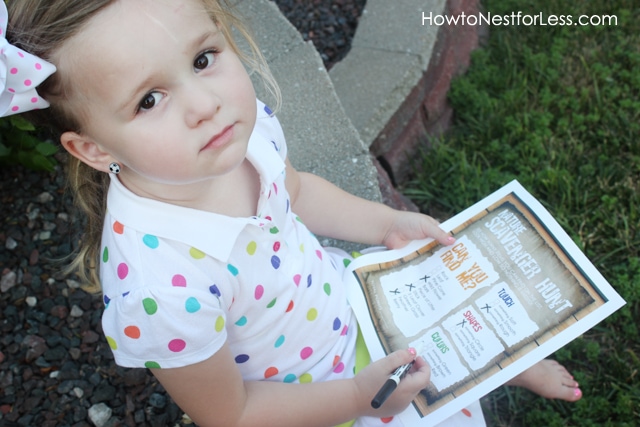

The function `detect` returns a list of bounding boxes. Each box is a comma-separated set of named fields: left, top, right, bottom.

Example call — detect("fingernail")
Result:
left=447, top=236, right=456, bottom=244
left=408, top=347, right=417, bottom=356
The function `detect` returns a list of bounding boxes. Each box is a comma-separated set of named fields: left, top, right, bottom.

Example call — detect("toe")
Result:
left=557, top=385, right=582, bottom=402
left=569, top=387, right=582, bottom=401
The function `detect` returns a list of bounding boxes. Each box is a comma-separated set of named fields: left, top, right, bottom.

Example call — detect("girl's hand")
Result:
left=382, top=211, right=455, bottom=249
left=353, top=348, right=431, bottom=418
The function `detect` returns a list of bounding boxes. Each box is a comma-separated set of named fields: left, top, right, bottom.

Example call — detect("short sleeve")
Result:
left=99, top=212, right=234, bottom=370
left=102, top=286, right=227, bottom=369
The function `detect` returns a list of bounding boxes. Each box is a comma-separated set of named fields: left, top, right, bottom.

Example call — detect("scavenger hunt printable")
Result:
left=345, top=180, right=625, bottom=426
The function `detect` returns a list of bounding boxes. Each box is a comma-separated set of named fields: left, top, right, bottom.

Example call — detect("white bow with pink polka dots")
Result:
left=0, top=2, right=56, bottom=117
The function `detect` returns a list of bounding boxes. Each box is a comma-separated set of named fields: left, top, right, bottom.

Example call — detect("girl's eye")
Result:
left=139, top=91, right=163, bottom=112
left=194, top=51, right=215, bottom=72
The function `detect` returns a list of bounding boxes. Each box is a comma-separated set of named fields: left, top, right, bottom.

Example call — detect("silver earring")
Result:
left=108, top=162, right=121, bottom=174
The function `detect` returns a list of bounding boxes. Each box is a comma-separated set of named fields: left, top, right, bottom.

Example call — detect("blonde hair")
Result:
left=6, top=0, right=281, bottom=291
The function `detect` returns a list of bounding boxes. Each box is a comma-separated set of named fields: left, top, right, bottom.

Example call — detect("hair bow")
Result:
left=0, top=1, right=56, bottom=117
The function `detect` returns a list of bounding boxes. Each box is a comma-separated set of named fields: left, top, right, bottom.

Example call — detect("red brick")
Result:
left=374, top=157, right=419, bottom=212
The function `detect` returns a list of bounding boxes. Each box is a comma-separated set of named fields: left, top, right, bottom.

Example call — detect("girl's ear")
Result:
left=60, top=131, right=115, bottom=174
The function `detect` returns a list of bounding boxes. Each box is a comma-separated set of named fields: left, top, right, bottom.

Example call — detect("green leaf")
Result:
left=29, top=153, right=56, bottom=172
left=9, top=115, right=36, bottom=132
left=35, top=141, right=58, bottom=156
left=0, top=142, right=10, bottom=157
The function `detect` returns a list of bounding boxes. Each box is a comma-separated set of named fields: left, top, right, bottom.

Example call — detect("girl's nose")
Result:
left=183, top=80, right=221, bottom=128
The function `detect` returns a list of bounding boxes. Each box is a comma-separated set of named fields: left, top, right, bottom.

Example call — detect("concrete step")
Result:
left=237, top=0, right=382, bottom=208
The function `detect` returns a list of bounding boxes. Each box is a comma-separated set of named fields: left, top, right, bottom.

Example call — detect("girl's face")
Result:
left=59, top=0, right=257, bottom=201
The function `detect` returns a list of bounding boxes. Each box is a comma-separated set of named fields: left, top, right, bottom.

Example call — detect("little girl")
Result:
left=4, top=0, right=582, bottom=426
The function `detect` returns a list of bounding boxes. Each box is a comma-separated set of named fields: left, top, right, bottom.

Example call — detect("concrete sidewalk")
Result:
left=237, top=0, right=382, bottom=204
left=235, top=0, right=448, bottom=244
left=330, top=0, right=445, bottom=148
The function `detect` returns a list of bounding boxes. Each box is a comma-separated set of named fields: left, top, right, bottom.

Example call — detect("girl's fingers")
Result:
left=405, top=356, right=431, bottom=388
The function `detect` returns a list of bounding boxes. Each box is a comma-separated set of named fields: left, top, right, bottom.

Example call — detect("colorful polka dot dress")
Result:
left=100, top=100, right=358, bottom=384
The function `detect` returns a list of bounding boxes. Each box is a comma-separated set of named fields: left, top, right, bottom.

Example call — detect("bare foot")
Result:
left=506, top=359, right=582, bottom=402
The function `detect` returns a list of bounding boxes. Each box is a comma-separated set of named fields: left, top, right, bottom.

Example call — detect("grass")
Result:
left=404, top=0, right=639, bottom=424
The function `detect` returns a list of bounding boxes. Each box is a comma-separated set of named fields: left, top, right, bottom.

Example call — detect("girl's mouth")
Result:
left=202, top=124, right=234, bottom=151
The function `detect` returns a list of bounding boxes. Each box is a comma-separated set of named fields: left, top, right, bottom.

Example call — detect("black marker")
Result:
left=371, top=361, right=415, bottom=409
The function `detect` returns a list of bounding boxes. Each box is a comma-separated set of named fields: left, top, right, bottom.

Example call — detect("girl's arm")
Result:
left=150, top=343, right=429, bottom=427
left=285, top=159, right=454, bottom=248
